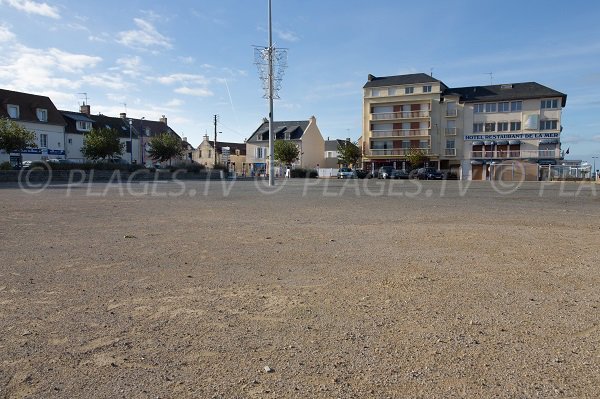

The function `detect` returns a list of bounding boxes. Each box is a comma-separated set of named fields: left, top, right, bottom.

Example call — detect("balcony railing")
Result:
left=368, top=148, right=430, bottom=157
left=444, top=148, right=456, bottom=156
left=371, top=110, right=430, bottom=121
left=446, top=109, right=458, bottom=117
left=371, top=129, right=429, bottom=138
left=470, top=149, right=561, bottom=159
left=444, top=127, right=457, bottom=136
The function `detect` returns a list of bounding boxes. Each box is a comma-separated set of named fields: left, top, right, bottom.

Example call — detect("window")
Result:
left=405, top=87, right=414, bottom=94
left=36, top=108, right=47, bottom=122
left=7, top=104, right=19, bottom=119
left=510, top=121, right=521, bottom=131
left=68, top=138, right=73, bottom=144
left=446, top=139, right=455, bottom=149
left=541, top=99, right=559, bottom=109
left=76, top=121, right=92, bottom=131
left=498, top=102, right=510, bottom=112
left=126, top=141, right=132, bottom=153
left=255, top=147, right=264, bottom=159
left=208, top=150, right=212, bottom=158
left=419, top=140, right=428, bottom=148
left=473, top=123, right=484, bottom=133
left=371, top=89, right=381, bottom=97
left=497, top=122, right=509, bottom=132
left=235, top=149, right=240, bottom=156
left=485, top=103, right=497, bottom=113
left=540, top=120, right=558, bottom=130
left=474, top=104, right=485, bottom=113
left=484, top=122, right=496, bottom=132
left=40, top=134, right=48, bottom=148
left=402, top=141, right=410, bottom=149
left=510, top=101, right=522, bottom=112
left=388, top=88, right=397, bottom=96
left=422, top=85, right=432, bottom=93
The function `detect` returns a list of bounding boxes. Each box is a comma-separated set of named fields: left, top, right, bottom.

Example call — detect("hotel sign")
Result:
left=465, top=133, right=559, bottom=141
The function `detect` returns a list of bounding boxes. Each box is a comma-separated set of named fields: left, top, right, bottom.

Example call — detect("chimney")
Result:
left=160, top=115, right=167, bottom=125
left=182, top=136, right=187, bottom=142
left=120, top=112, right=126, bottom=119
left=80, top=104, right=91, bottom=115
left=309, top=115, right=316, bottom=124
left=203, top=134, right=209, bottom=141
left=368, top=74, right=375, bottom=82
left=346, top=137, right=351, bottom=142
left=262, top=117, right=268, bottom=123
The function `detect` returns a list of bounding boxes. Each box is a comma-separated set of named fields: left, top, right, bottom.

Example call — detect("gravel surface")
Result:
left=0, top=179, right=599, bottom=398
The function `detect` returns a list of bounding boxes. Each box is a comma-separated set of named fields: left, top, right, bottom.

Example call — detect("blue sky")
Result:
left=0, top=0, right=599, bottom=165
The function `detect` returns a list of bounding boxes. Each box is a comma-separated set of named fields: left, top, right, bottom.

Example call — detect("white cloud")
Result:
left=1, top=0, right=60, bottom=19
left=165, top=98, right=183, bottom=107
left=174, top=86, right=213, bottom=97
left=156, top=73, right=209, bottom=85
left=81, top=73, right=128, bottom=91
left=0, top=44, right=101, bottom=92
left=177, top=56, right=195, bottom=65
left=0, top=24, right=15, bottom=42
left=115, top=55, right=145, bottom=77
left=275, top=28, right=299, bottom=42
left=117, top=18, right=172, bottom=50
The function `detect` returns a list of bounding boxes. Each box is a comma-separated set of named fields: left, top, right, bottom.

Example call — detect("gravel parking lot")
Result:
left=1, top=179, right=599, bottom=398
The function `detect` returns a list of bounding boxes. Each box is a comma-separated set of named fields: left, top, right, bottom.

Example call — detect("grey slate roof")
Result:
left=88, top=114, right=139, bottom=139
left=0, top=88, right=65, bottom=126
left=208, top=141, right=246, bottom=155
left=444, top=82, right=567, bottom=106
left=364, top=73, right=442, bottom=88
left=247, top=120, right=310, bottom=142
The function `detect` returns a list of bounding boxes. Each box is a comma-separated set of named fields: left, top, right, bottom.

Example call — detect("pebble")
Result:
left=263, top=366, right=274, bottom=373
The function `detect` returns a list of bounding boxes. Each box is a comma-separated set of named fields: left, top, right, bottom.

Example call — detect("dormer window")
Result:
left=36, top=108, right=48, bottom=122
left=7, top=104, right=19, bottom=119
left=76, top=121, right=92, bottom=131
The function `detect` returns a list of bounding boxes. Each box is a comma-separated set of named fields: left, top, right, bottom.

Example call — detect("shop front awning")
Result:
left=540, top=139, right=559, bottom=144
left=472, top=141, right=484, bottom=146
left=496, top=140, right=509, bottom=145
left=509, top=140, right=521, bottom=145
left=484, top=140, right=495, bottom=146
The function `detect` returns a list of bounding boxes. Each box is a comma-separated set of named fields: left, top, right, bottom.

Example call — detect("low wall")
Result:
left=0, top=169, right=224, bottom=183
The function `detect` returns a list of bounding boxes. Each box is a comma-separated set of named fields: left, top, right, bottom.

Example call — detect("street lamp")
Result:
left=140, top=117, right=145, bottom=166
left=128, top=118, right=133, bottom=164
left=593, top=156, right=598, bottom=179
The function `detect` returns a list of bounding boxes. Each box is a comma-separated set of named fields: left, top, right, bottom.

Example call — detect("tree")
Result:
left=274, top=140, right=300, bottom=165
left=148, top=133, right=184, bottom=165
left=0, top=117, right=37, bottom=162
left=405, top=148, right=427, bottom=169
left=337, top=140, right=361, bottom=167
left=81, top=127, right=124, bottom=161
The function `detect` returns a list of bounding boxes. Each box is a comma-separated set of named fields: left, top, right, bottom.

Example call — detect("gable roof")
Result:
left=208, top=141, right=246, bottom=155
left=247, top=120, right=310, bottom=142
left=444, top=82, right=567, bottom=106
left=88, top=114, right=139, bottom=139
left=364, top=73, right=442, bottom=88
left=60, top=110, right=94, bottom=134
left=0, top=88, right=65, bottom=126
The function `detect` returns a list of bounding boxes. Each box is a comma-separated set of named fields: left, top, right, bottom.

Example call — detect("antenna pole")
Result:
left=267, top=0, right=275, bottom=186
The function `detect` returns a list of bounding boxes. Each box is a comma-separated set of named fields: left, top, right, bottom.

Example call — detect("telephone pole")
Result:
left=213, top=114, right=218, bottom=167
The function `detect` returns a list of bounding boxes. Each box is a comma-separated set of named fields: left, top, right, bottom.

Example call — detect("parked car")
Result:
left=377, top=166, right=394, bottom=179
left=21, top=160, right=33, bottom=169
left=337, top=167, right=356, bottom=179
left=415, top=167, right=444, bottom=180
left=354, top=169, right=369, bottom=179
left=391, top=169, right=409, bottom=179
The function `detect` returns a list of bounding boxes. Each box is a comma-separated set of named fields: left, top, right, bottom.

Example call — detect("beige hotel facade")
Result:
left=362, top=73, right=566, bottom=180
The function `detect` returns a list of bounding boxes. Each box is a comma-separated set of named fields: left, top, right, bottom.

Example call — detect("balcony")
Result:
left=444, top=148, right=456, bottom=156
left=371, top=129, right=430, bottom=138
left=371, top=110, right=430, bottom=121
left=444, top=127, right=457, bottom=136
left=446, top=109, right=458, bottom=117
left=368, top=148, right=430, bottom=157
left=470, top=149, right=561, bottom=159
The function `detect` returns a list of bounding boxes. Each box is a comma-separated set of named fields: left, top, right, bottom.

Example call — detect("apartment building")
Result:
left=362, top=73, right=566, bottom=180
left=0, top=89, right=66, bottom=166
